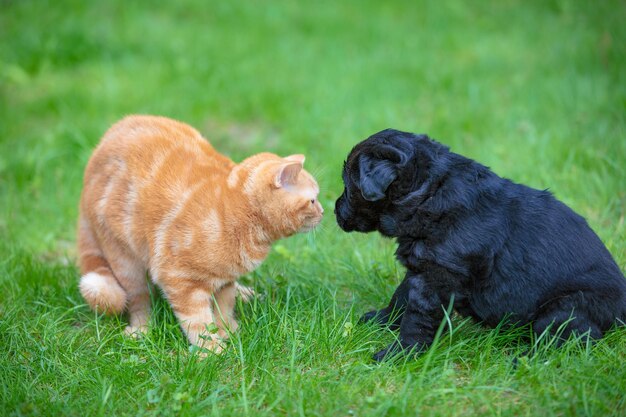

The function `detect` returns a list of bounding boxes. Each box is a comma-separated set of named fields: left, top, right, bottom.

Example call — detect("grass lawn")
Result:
left=1, top=0, right=625, bottom=416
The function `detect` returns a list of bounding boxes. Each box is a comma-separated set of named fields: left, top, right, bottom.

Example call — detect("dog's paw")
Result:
left=373, top=348, right=391, bottom=362
left=373, top=346, right=401, bottom=362
left=511, top=349, right=532, bottom=369
left=372, top=342, right=404, bottom=362
left=373, top=342, right=426, bottom=362
left=235, top=283, right=256, bottom=303
left=359, top=309, right=388, bottom=325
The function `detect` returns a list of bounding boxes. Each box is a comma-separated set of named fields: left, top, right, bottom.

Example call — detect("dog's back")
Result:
left=336, top=129, right=625, bottom=361
left=473, top=177, right=626, bottom=332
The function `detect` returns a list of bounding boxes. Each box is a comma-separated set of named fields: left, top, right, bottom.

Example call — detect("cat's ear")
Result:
left=284, top=154, right=305, bottom=164
left=274, top=162, right=303, bottom=188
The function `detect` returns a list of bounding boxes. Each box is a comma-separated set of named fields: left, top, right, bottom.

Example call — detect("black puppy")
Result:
left=335, top=129, right=626, bottom=361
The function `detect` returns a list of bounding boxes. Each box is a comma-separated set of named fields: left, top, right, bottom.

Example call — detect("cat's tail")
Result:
left=77, top=216, right=127, bottom=315
left=79, top=269, right=127, bottom=315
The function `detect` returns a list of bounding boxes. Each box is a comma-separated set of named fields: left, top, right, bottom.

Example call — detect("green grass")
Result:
left=1, top=0, right=625, bottom=415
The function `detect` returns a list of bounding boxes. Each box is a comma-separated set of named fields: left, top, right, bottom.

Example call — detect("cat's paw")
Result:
left=194, top=339, right=225, bottom=358
left=205, top=339, right=224, bottom=355
left=235, top=283, right=256, bottom=302
left=124, top=325, right=148, bottom=338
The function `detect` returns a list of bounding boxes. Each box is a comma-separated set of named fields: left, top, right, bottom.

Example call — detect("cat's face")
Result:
left=237, top=153, right=323, bottom=237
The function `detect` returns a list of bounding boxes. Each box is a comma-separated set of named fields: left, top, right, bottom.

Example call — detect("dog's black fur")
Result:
left=335, top=129, right=626, bottom=361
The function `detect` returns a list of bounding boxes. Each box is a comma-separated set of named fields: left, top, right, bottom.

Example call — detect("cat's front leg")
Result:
left=159, top=278, right=224, bottom=353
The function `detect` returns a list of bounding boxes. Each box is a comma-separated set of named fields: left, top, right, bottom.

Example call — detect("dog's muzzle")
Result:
left=334, top=194, right=355, bottom=232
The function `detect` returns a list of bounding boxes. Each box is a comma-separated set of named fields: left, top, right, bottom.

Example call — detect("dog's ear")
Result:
left=358, top=145, right=404, bottom=201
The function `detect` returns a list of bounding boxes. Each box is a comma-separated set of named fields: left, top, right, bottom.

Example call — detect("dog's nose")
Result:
left=333, top=198, right=341, bottom=215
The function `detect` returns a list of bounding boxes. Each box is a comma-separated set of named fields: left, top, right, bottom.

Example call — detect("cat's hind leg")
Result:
left=214, top=282, right=238, bottom=336
left=235, top=282, right=255, bottom=302
left=105, top=252, right=151, bottom=337
left=78, top=216, right=127, bottom=314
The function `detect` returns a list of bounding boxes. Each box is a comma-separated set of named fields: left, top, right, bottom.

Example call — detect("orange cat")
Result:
left=78, top=115, right=323, bottom=352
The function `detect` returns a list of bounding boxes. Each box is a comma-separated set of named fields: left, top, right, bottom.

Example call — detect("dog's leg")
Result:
left=360, top=273, right=411, bottom=329
left=532, top=294, right=603, bottom=345
left=373, top=274, right=443, bottom=361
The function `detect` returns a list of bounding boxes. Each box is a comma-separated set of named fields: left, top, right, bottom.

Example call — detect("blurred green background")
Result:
left=1, top=1, right=625, bottom=416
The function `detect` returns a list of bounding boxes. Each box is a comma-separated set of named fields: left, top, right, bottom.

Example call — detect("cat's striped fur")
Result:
left=78, top=115, right=323, bottom=352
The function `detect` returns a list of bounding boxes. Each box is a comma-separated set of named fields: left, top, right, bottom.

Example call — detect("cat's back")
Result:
left=84, top=115, right=235, bottom=192
left=81, top=116, right=235, bottom=259
left=87, top=115, right=230, bottom=175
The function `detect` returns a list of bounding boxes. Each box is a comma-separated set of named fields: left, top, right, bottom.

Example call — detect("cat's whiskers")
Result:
left=78, top=115, right=322, bottom=355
